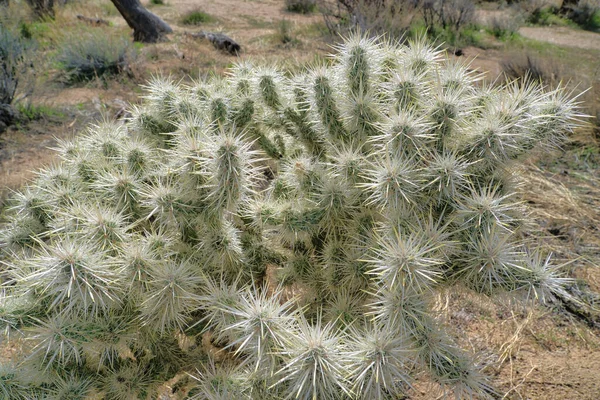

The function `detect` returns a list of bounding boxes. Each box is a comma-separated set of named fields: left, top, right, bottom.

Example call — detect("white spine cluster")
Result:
left=0, top=35, right=581, bottom=399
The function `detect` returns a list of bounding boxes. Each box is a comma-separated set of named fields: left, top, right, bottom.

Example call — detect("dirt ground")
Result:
left=1, top=1, right=600, bottom=398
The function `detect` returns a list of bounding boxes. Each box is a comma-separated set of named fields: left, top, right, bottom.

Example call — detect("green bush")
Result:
left=285, top=0, right=317, bottom=14
left=180, top=9, right=215, bottom=25
left=15, top=103, right=65, bottom=122
left=56, top=33, right=136, bottom=83
left=487, top=13, right=523, bottom=40
left=568, top=0, right=600, bottom=31
left=0, top=35, right=581, bottom=399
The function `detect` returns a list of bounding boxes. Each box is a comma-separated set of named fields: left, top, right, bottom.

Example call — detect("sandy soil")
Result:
left=519, top=26, right=600, bottom=51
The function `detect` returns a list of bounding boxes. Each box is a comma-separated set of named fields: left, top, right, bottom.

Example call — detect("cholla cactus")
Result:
left=0, top=35, right=581, bottom=399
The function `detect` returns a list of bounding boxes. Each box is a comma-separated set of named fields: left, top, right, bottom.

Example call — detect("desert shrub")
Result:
left=0, top=24, right=31, bottom=132
left=56, top=32, right=136, bottom=83
left=567, top=0, right=600, bottom=31
left=24, top=0, right=54, bottom=19
left=486, top=12, right=524, bottom=40
left=275, top=19, right=300, bottom=46
left=319, top=0, right=420, bottom=37
left=180, top=9, right=215, bottom=25
left=0, top=35, right=581, bottom=399
left=501, top=53, right=562, bottom=87
left=420, top=0, right=476, bottom=31
left=286, top=0, right=317, bottom=13
left=0, top=25, right=27, bottom=105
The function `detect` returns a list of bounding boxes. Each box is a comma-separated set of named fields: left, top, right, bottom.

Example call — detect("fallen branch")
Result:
left=185, top=31, right=241, bottom=55
left=76, top=14, right=110, bottom=26
left=557, top=284, right=600, bottom=329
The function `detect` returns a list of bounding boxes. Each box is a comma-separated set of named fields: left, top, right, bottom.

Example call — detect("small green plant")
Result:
left=0, top=35, right=582, bottom=399
left=285, top=0, right=317, bottom=14
left=275, top=19, right=299, bottom=46
left=150, top=0, right=165, bottom=5
left=527, top=5, right=572, bottom=26
left=180, top=9, right=215, bottom=25
left=56, top=32, right=136, bottom=84
left=15, top=103, right=64, bottom=122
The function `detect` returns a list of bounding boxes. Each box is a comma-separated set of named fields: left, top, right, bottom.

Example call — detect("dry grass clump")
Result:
left=56, top=31, right=136, bottom=84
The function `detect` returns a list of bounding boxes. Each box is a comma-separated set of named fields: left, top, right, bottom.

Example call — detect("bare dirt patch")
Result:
left=519, top=26, right=600, bottom=51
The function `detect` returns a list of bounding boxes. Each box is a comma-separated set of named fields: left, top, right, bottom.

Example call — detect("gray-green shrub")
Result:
left=56, top=32, right=135, bottom=83
left=0, top=23, right=31, bottom=132
left=0, top=35, right=581, bottom=399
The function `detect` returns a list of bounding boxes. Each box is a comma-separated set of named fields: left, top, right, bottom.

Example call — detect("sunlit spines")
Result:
left=201, top=128, right=261, bottom=213
left=528, top=85, right=584, bottom=149
left=0, top=362, right=39, bottom=400
left=138, top=175, right=191, bottom=231
left=309, top=67, right=349, bottom=144
left=34, top=163, right=85, bottom=213
left=454, top=226, right=523, bottom=295
left=98, top=360, right=155, bottom=400
left=314, top=173, right=358, bottom=235
left=412, top=322, right=494, bottom=399
left=16, top=239, right=123, bottom=318
left=139, top=258, right=202, bottom=335
left=91, top=167, right=141, bottom=217
left=401, top=37, right=443, bottom=76
left=275, top=316, right=350, bottom=400
left=142, top=75, right=182, bottom=124
left=346, top=321, right=414, bottom=400
left=253, top=65, right=290, bottom=112
left=189, top=361, right=250, bottom=400
left=373, top=108, right=435, bottom=158
left=437, top=57, right=483, bottom=96
left=334, top=34, right=382, bottom=97
left=426, top=85, right=473, bottom=151
left=119, top=238, right=157, bottom=300
left=339, top=89, right=383, bottom=145
left=26, top=314, right=91, bottom=372
left=196, top=217, right=245, bottom=278
left=424, top=151, right=473, bottom=203
left=362, top=153, right=423, bottom=212
left=197, top=276, right=244, bottom=344
left=369, top=227, right=444, bottom=294
left=453, top=184, right=523, bottom=235
left=45, top=371, right=94, bottom=400
left=221, top=286, right=296, bottom=373
left=513, top=249, right=573, bottom=303
left=67, top=203, right=130, bottom=253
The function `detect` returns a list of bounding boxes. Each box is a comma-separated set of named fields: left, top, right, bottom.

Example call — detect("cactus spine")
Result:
left=0, top=35, right=580, bottom=399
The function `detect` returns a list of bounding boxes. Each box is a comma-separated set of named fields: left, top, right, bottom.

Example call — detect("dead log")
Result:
left=110, top=0, right=172, bottom=43
left=185, top=31, right=241, bottom=55
left=76, top=14, right=110, bottom=26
